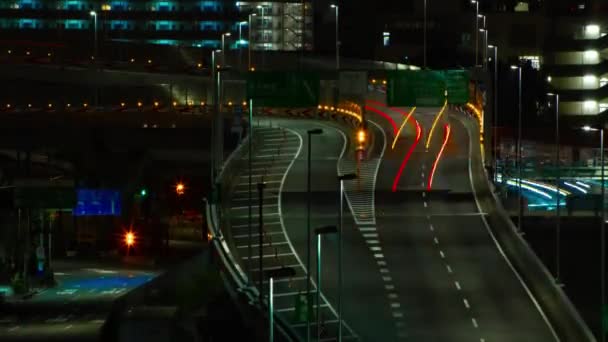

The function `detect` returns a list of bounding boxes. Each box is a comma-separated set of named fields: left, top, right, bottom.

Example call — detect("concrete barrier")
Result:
left=457, top=113, right=596, bottom=342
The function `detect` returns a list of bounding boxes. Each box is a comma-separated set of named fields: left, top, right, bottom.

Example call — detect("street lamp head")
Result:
left=307, top=128, right=323, bottom=135
left=256, top=5, right=263, bottom=8
left=330, top=4, right=337, bottom=8
left=239, top=21, right=248, bottom=25
left=479, top=28, right=486, bottom=32
left=471, top=0, right=477, bottom=3
left=224, top=32, right=231, bottom=37
left=582, top=125, right=596, bottom=132
left=510, top=65, right=519, bottom=70
left=547, top=92, right=556, bottom=96
left=488, top=44, right=495, bottom=48
left=477, top=14, right=484, bottom=18
left=89, top=10, right=96, bottom=16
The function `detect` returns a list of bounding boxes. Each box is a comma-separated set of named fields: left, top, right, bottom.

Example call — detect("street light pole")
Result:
left=602, top=127, right=606, bottom=342
left=257, top=5, right=266, bottom=69
left=314, top=226, right=337, bottom=342
left=265, top=267, right=296, bottom=342
left=489, top=45, right=498, bottom=183
left=89, top=11, right=97, bottom=59
left=471, top=0, right=479, bottom=66
left=248, top=13, right=256, bottom=71
left=511, top=65, right=523, bottom=231
left=331, top=4, right=339, bottom=70
left=548, top=93, right=561, bottom=282
left=337, top=173, right=356, bottom=342
left=306, top=129, right=323, bottom=342
left=239, top=22, right=246, bottom=71
left=248, top=98, right=254, bottom=280
left=479, top=28, right=488, bottom=71
left=221, top=32, right=231, bottom=67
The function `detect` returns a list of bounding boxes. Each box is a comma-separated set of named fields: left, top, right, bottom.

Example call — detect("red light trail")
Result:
left=365, top=105, right=399, bottom=135
left=391, top=120, right=422, bottom=192
left=427, top=124, right=451, bottom=191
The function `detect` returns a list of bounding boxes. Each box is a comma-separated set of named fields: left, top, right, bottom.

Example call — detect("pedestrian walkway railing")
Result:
left=206, top=125, right=300, bottom=341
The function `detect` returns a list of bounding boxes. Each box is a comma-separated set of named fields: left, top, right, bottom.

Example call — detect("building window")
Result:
left=19, top=18, right=39, bottom=29
left=519, top=55, right=540, bottom=70
left=64, top=19, right=85, bottom=30
left=383, top=31, right=390, bottom=47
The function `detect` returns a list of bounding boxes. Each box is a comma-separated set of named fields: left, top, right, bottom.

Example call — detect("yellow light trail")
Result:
left=391, top=107, right=417, bottom=150
left=425, top=99, right=448, bottom=149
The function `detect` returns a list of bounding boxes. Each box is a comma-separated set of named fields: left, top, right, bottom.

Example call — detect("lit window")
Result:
left=383, top=31, right=390, bottom=47
left=514, top=1, right=529, bottom=12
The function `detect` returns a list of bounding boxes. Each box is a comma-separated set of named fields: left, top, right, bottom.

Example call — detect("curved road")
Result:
left=367, top=101, right=557, bottom=341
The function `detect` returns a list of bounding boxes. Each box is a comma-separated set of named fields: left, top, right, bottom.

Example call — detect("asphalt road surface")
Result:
left=366, top=100, right=558, bottom=341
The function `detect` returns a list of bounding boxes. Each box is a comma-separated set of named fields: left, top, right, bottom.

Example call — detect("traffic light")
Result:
left=140, top=188, right=147, bottom=197
left=176, top=182, right=185, bottom=195
left=124, top=231, right=135, bottom=247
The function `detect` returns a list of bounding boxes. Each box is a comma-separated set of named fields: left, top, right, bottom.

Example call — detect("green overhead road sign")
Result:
left=247, top=71, right=320, bottom=107
left=387, top=70, right=470, bottom=107
left=387, top=70, right=445, bottom=107
left=444, top=70, right=470, bottom=105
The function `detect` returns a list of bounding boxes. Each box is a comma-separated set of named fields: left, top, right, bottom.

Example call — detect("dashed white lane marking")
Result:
left=446, top=264, right=453, bottom=273
left=388, top=293, right=399, bottom=299
left=392, top=311, right=404, bottom=318
left=370, top=246, right=382, bottom=251
left=391, top=303, right=401, bottom=308
left=380, top=268, right=390, bottom=274
left=463, top=298, right=471, bottom=309
left=385, top=284, right=395, bottom=290
left=472, top=318, right=479, bottom=328
left=377, top=260, right=387, bottom=266
left=359, top=227, right=377, bottom=232
left=63, top=325, right=73, bottom=330
left=439, top=250, right=445, bottom=259
left=433, top=237, right=439, bottom=245
left=382, top=276, right=393, bottom=282
left=421, top=182, right=425, bottom=187
left=421, top=172, right=425, bottom=178
left=480, top=339, right=486, bottom=342
left=423, top=202, right=428, bottom=208
left=429, top=224, right=434, bottom=231
left=422, top=164, right=426, bottom=170
left=422, top=192, right=426, bottom=198
left=363, top=232, right=378, bottom=238
left=374, top=253, right=384, bottom=259
left=455, top=281, right=461, bottom=291
left=366, top=239, right=380, bottom=244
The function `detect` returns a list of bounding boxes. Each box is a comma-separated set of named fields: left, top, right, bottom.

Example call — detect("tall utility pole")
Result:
left=472, top=0, right=479, bottom=66
left=330, top=4, right=340, bottom=70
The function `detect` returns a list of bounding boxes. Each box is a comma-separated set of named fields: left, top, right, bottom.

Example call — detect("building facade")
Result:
left=544, top=1, right=608, bottom=116
left=0, top=0, right=311, bottom=66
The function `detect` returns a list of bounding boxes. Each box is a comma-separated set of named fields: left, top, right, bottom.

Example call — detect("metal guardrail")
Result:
left=459, top=114, right=596, bottom=342
left=205, top=128, right=299, bottom=342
